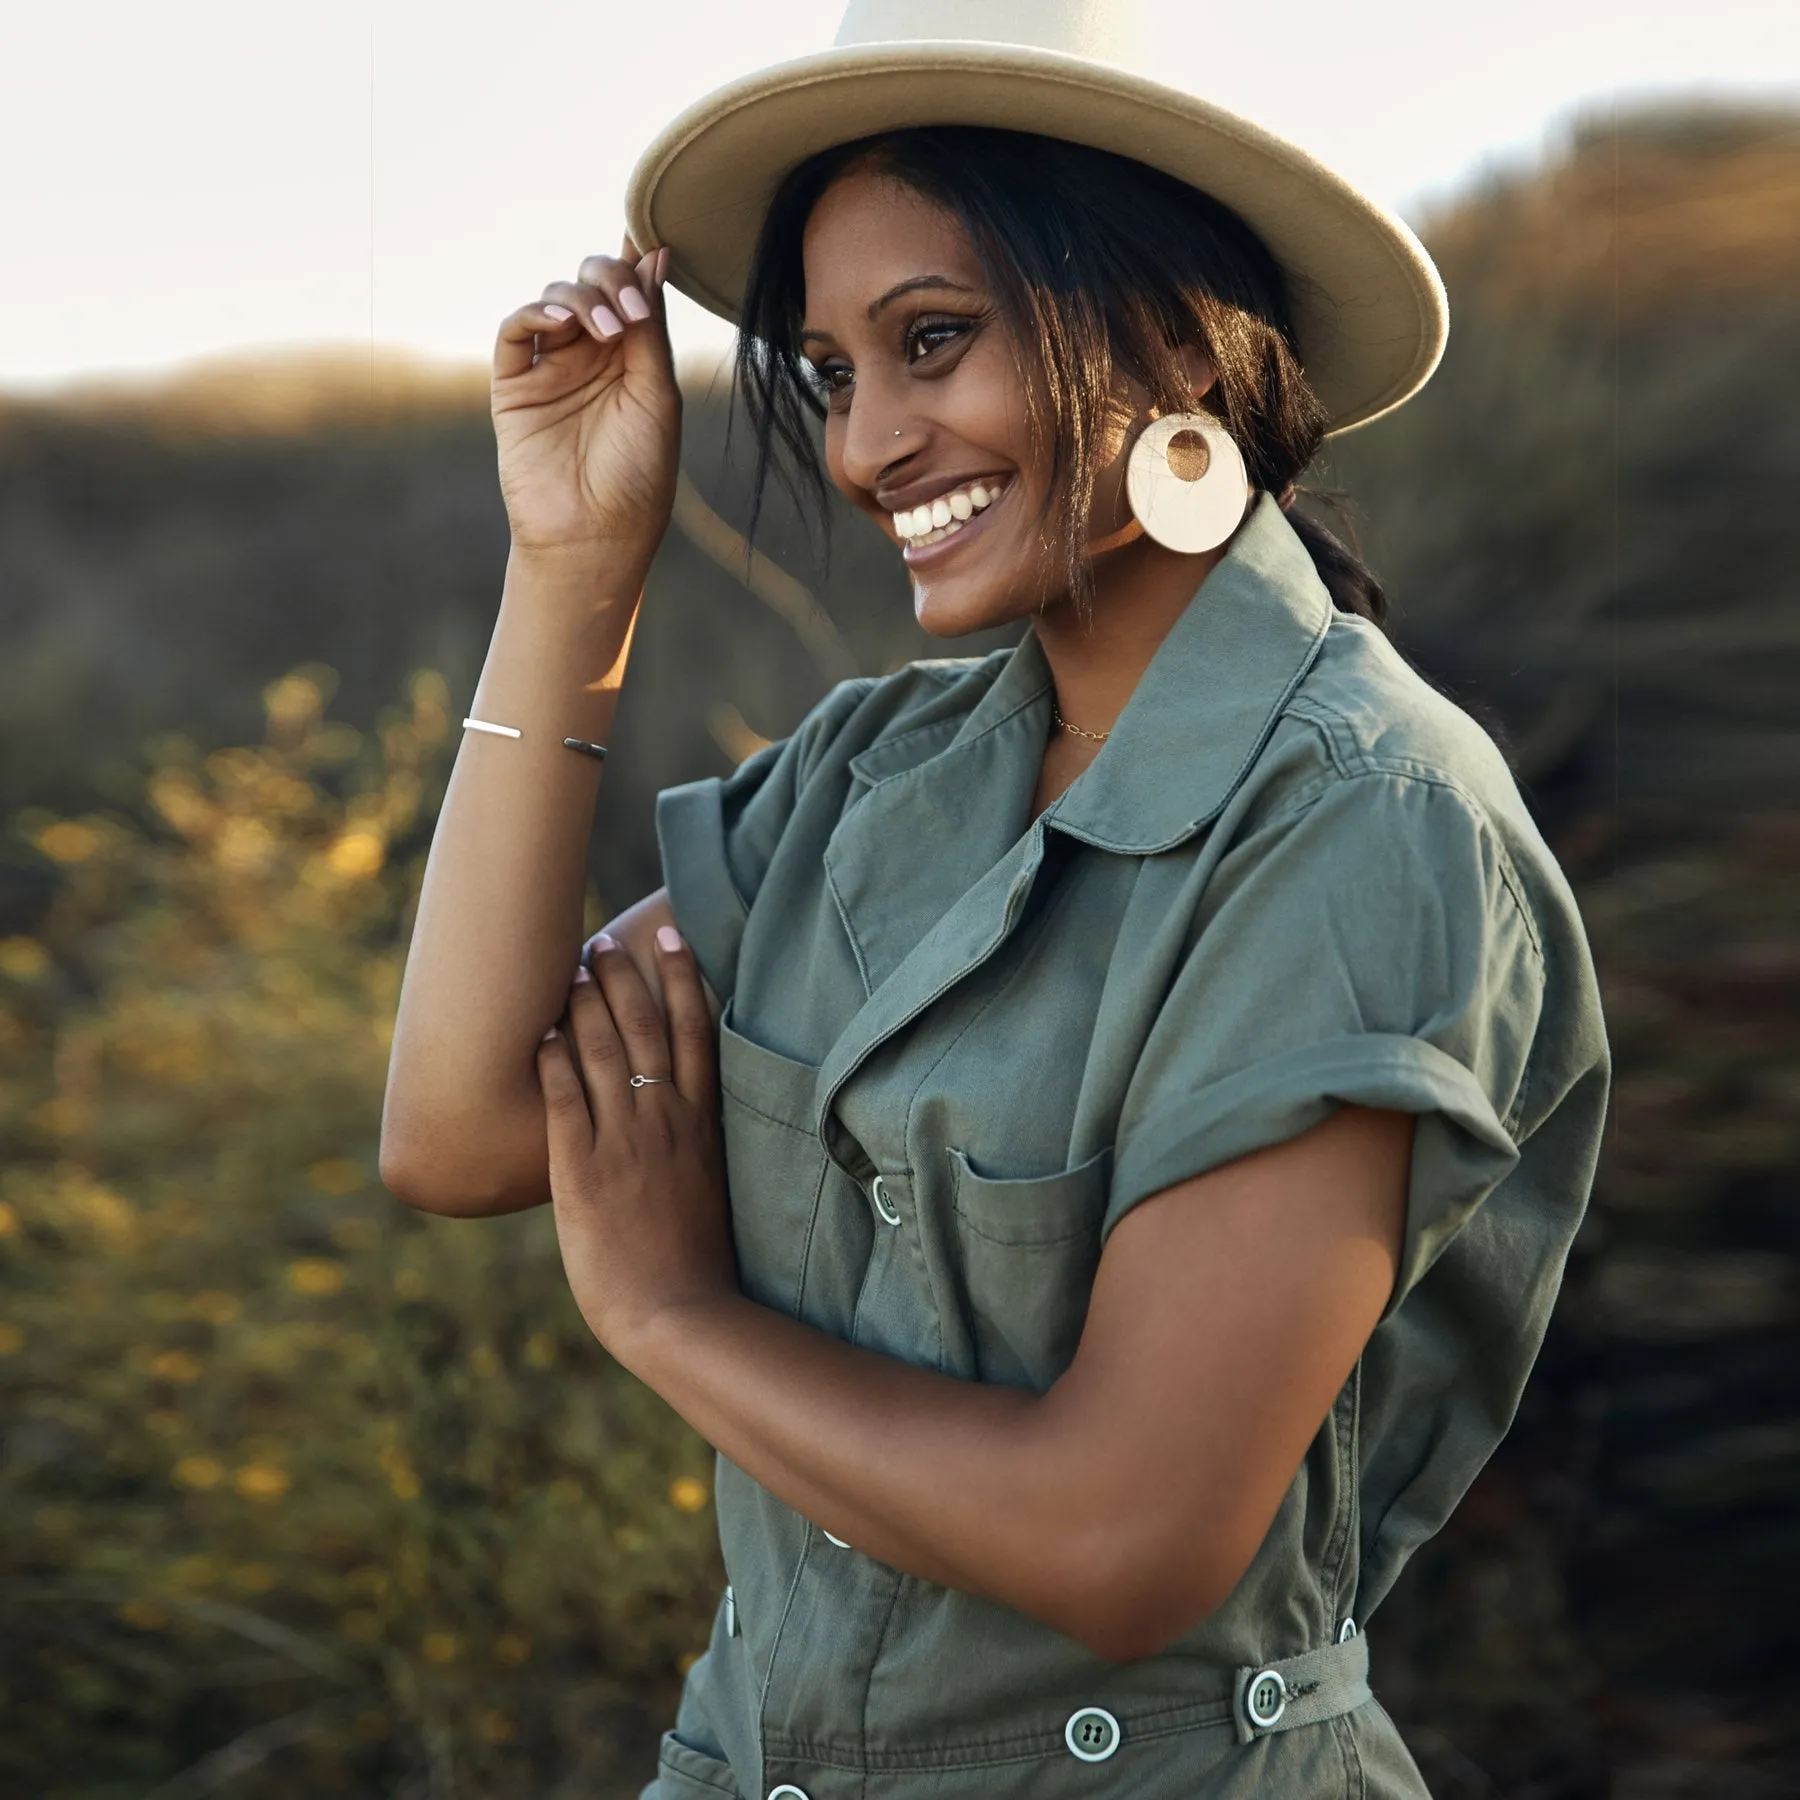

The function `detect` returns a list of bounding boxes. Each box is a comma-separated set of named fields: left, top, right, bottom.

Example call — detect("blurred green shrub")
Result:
left=0, top=670, right=720, bottom=1798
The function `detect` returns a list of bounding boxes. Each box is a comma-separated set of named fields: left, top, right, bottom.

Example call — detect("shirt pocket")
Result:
left=946, top=1144, right=1112, bottom=1392
left=651, top=1728, right=743, bottom=1798
left=717, top=1002, right=826, bottom=1319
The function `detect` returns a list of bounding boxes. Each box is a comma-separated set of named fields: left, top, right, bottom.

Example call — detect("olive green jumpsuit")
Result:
left=642, top=494, right=1610, bottom=1798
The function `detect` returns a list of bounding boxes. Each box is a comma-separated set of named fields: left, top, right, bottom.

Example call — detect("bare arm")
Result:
left=380, top=239, right=693, bottom=1217
left=545, top=937, right=1412, bottom=1661
left=630, top=1108, right=1410, bottom=1660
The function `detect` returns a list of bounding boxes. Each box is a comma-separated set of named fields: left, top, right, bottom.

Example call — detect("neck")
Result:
left=1034, top=531, right=1230, bottom=738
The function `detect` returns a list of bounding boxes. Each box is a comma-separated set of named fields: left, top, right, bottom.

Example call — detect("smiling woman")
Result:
left=379, top=4, right=1609, bottom=1797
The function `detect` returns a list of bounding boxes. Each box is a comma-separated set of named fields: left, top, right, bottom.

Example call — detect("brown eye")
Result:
left=906, top=319, right=971, bottom=362
left=805, top=359, right=854, bottom=399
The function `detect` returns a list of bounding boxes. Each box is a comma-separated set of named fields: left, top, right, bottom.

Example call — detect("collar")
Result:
left=810, top=495, right=1334, bottom=1124
left=1042, top=492, right=1335, bottom=853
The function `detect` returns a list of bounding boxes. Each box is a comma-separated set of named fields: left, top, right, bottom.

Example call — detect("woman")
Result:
left=381, top=5, right=1609, bottom=1794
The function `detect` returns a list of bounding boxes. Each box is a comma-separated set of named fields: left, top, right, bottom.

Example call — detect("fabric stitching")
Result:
left=854, top=1572, right=908, bottom=1800
left=657, top=1744, right=740, bottom=1797
left=718, top=1082, right=817, bottom=1135
left=764, top=1696, right=1237, bottom=1769
left=1251, top=745, right=1548, bottom=966
left=822, top=848, right=876, bottom=999
left=788, top=1155, right=832, bottom=1324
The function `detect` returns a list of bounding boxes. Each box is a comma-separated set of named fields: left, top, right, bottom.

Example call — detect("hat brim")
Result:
left=626, top=41, right=1447, bottom=434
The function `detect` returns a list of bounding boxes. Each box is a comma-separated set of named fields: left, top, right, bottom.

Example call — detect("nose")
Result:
left=837, top=378, right=923, bottom=499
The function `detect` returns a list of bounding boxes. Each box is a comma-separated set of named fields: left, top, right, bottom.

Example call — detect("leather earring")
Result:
left=1125, top=413, right=1249, bottom=553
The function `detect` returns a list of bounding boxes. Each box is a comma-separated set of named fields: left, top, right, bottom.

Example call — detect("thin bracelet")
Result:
left=462, top=717, right=608, bottom=761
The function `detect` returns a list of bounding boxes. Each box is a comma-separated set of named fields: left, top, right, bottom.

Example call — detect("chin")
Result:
left=909, top=565, right=1048, bottom=640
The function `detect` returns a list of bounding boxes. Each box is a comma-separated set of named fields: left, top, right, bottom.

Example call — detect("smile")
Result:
left=891, top=479, right=1010, bottom=548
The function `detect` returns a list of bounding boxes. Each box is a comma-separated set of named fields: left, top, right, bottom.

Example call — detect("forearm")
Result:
left=624, top=1294, right=1137, bottom=1647
left=382, top=544, right=644, bottom=1210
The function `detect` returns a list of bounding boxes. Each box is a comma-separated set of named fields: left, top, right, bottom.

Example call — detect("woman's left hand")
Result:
left=536, top=927, right=736, bottom=1362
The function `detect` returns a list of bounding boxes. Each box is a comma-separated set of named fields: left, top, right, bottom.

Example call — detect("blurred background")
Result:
left=2, top=2, right=1797, bottom=1795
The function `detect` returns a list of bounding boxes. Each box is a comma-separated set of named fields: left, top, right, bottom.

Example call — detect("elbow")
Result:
left=1051, top=1526, right=1239, bottom=1665
left=378, top=1107, right=542, bottom=1219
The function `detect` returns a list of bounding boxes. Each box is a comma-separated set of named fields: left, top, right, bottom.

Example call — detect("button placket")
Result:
left=869, top=1172, right=901, bottom=1226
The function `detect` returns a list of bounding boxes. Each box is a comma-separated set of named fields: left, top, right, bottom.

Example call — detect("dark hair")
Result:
left=736, top=125, right=1386, bottom=623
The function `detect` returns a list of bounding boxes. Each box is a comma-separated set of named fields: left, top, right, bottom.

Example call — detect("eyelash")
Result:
left=806, top=315, right=978, bottom=403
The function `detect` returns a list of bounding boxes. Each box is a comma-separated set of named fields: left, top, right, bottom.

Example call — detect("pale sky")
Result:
left=2, top=0, right=1795, bottom=390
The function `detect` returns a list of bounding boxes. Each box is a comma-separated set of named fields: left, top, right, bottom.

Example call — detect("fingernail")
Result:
left=542, top=303, right=572, bottom=322
left=572, top=965, right=592, bottom=984
left=656, top=925, right=682, bottom=954
left=592, top=306, right=623, bottom=338
left=618, top=286, right=650, bottom=323
left=592, top=931, right=617, bottom=951
left=540, top=1027, right=558, bottom=1043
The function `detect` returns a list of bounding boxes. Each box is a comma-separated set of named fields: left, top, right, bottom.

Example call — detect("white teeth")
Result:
left=892, top=480, right=1007, bottom=541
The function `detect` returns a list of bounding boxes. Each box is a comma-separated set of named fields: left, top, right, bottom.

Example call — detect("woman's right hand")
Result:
left=491, top=240, right=683, bottom=574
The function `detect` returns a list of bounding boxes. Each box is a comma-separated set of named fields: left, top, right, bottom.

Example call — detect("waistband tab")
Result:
left=1233, top=1627, right=1371, bottom=1745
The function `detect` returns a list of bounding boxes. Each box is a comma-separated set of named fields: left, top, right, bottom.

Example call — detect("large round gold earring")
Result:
left=1125, top=413, right=1249, bottom=553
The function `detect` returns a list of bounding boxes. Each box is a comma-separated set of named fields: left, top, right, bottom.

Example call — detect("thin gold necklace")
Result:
left=1051, top=699, right=1111, bottom=742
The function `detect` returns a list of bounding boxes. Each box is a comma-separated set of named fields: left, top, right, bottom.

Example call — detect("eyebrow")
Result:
left=799, top=274, right=977, bottom=344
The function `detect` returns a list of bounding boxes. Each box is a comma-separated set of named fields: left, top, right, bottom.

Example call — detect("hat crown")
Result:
left=833, top=0, right=1138, bottom=65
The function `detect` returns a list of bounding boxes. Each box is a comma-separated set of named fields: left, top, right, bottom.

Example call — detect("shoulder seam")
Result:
left=1258, top=742, right=1547, bottom=964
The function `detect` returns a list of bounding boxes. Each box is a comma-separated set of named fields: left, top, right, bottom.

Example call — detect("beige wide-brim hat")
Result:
left=626, top=0, right=1447, bottom=434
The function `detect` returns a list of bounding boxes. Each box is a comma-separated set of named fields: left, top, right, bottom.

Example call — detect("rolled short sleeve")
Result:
left=656, top=678, right=874, bottom=1005
left=1105, top=771, right=1546, bottom=1314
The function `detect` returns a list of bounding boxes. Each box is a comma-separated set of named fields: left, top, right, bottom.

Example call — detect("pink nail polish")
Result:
left=656, top=925, right=682, bottom=954
left=592, top=305, right=623, bottom=338
left=542, top=303, right=572, bottom=322
left=541, top=1027, right=558, bottom=1043
left=618, top=286, right=650, bottom=323
left=573, top=965, right=592, bottom=984
left=592, top=931, right=617, bottom=951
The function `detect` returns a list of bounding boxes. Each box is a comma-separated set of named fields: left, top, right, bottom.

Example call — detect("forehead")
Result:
left=800, top=168, right=982, bottom=326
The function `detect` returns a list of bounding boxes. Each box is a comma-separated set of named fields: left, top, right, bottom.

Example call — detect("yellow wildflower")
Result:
left=327, top=831, right=385, bottom=879
left=37, top=821, right=102, bottom=864
left=189, top=1290, right=241, bottom=1326
left=173, top=1456, right=225, bottom=1490
left=235, top=1463, right=291, bottom=1501
left=286, top=1258, right=345, bottom=1296
left=310, top=1159, right=364, bottom=1197
left=0, top=937, right=47, bottom=980
left=669, top=1476, right=710, bottom=1514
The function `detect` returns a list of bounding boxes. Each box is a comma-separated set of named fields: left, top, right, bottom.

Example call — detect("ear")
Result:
left=1177, top=345, right=1218, bottom=406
